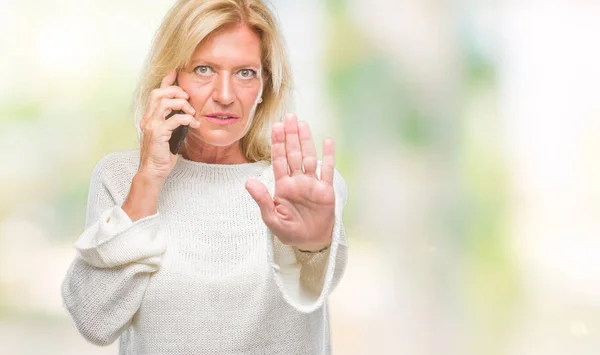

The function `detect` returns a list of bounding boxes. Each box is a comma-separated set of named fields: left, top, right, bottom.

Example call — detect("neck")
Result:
left=180, top=139, right=249, bottom=164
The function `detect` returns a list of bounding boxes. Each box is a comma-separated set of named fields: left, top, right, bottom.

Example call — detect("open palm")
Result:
left=245, top=114, right=336, bottom=252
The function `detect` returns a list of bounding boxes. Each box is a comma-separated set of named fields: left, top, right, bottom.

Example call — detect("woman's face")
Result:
left=178, top=23, right=263, bottom=147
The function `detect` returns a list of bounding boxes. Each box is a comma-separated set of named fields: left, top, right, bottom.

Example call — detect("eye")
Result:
left=237, top=69, right=257, bottom=80
left=194, top=66, right=214, bottom=76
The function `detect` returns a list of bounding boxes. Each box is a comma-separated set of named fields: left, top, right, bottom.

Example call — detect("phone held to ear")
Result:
left=165, top=79, right=189, bottom=155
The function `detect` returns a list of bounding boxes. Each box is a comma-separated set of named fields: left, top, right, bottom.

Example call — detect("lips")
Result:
left=203, top=112, right=239, bottom=126
left=205, top=112, right=239, bottom=120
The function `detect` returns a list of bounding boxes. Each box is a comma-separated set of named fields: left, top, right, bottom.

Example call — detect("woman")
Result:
left=61, top=0, right=348, bottom=354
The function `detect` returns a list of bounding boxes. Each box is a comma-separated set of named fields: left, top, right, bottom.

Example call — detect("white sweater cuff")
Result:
left=269, top=215, right=348, bottom=314
left=73, top=206, right=165, bottom=269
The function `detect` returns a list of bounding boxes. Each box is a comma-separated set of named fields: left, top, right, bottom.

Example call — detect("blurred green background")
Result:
left=2, top=0, right=600, bottom=354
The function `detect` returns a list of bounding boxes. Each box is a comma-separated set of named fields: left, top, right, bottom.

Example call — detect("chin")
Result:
left=197, top=128, right=245, bottom=147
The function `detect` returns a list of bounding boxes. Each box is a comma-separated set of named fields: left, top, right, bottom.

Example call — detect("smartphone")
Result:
left=165, top=79, right=189, bottom=155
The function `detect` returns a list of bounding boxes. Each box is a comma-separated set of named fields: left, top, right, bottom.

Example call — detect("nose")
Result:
left=212, top=73, right=235, bottom=106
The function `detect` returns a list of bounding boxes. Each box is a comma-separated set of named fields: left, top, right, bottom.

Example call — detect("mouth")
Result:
left=204, top=113, right=239, bottom=125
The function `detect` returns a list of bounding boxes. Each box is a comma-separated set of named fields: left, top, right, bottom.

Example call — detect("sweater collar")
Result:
left=170, top=154, right=271, bottom=182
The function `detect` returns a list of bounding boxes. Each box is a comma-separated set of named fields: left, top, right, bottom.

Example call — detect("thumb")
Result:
left=245, top=179, right=276, bottom=224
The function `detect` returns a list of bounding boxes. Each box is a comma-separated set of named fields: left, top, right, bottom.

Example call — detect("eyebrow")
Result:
left=189, top=58, right=261, bottom=70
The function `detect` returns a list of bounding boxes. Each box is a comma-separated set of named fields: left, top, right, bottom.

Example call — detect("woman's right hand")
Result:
left=138, top=71, right=199, bottom=183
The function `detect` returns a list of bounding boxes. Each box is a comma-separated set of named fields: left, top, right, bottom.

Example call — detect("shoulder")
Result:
left=89, top=150, right=140, bottom=193
left=92, top=149, right=140, bottom=177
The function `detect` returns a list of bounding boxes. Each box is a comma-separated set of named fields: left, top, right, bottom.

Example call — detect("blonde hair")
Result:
left=132, top=0, right=292, bottom=162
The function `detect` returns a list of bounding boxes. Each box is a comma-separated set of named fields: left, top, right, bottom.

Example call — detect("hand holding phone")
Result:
left=137, top=72, right=197, bottom=183
left=165, top=79, right=189, bottom=155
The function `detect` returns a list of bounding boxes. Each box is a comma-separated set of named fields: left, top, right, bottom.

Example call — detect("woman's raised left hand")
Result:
left=245, top=113, right=335, bottom=252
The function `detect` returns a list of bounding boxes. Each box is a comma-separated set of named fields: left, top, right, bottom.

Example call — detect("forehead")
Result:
left=192, top=23, right=262, bottom=67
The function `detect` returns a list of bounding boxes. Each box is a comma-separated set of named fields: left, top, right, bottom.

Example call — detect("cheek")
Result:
left=186, top=86, right=212, bottom=110
left=239, top=89, right=262, bottom=111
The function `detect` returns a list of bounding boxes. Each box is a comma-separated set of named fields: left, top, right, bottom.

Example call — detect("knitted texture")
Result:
left=61, top=150, right=349, bottom=355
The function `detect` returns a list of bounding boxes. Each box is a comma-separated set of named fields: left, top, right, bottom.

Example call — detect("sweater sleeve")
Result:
left=268, top=167, right=349, bottom=313
left=61, top=153, right=166, bottom=346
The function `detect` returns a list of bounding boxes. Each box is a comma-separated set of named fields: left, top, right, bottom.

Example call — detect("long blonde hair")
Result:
left=132, top=0, right=292, bottom=162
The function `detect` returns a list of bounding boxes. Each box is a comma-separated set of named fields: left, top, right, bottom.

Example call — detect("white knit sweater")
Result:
left=61, top=149, right=348, bottom=355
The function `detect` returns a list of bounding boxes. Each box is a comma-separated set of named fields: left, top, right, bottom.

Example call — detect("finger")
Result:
left=160, top=71, right=177, bottom=89
left=144, top=86, right=190, bottom=126
left=271, top=123, right=288, bottom=180
left=157, top=99, right=196, bottom=119
left=320, top=138, right=335, bottom=185
left=150, top=87, right=190, bottom=113
left=161, top=114, right=200, bottom=131
left=143, top=113, right=197, bottom=138
left=245, top=179, right=277, bottom=225
left=298, top=121, right=317, bottom=177
left=283, top=113, right=303, bottom=175
left=151, top=86, right=190, bottom=101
